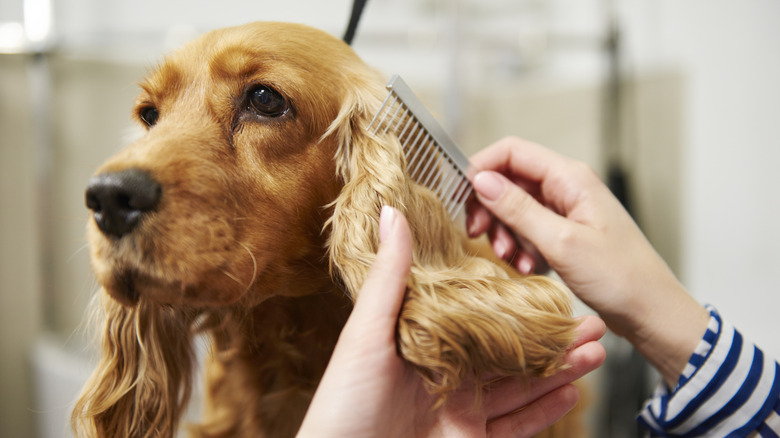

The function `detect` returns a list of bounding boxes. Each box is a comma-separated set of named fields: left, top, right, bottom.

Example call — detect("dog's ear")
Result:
left=325, top=82, right=579, bottom=401
left=323, top=79, right=408, bottom=294
left=72, top=294, right=196, bottom=437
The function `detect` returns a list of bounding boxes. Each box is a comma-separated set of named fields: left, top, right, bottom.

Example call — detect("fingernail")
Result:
left=493, top=239, right=508, bottom=259
left=467, top=223, right=479, bottom=238
left=518, top=256, right=533, bottom=275
left=379, top=205, right=396, bottom=243
left=473, top=171, right=505, bottom=201
left=465, top=213, right=476, bottom=237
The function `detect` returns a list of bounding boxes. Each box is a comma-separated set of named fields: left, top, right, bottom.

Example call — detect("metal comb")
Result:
left=367, top=75, right=474, bottom=220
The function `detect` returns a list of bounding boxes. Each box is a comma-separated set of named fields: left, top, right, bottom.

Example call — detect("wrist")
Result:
left=619, top=279, right=710, bottom=387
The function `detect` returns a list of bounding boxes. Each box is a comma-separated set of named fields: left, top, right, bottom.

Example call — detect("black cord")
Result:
left=343, top=0, right=368, bottom=45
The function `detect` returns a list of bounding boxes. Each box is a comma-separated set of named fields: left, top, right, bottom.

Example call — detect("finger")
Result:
left=508, top=236, right=549, bottom=275
left=482, top=320, right=605, bottom=419
left=489, top=222, right=518, bottom=261
left=466, top=200, right=493, bottom=238
left=571, top=315, right=607, bottom=349
left=350, top=206, right=413, bottom=321
left=485, top=340, right=604, bottom=410
left=470, top=137, right=562, bottom=183
left=511, top=252, right=536, bottom=276
left=486, top=384, right=579, bottom=438
left=472, top=171, right=573, bottom=261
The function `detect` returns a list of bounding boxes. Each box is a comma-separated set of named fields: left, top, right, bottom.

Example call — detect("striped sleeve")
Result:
left=637, top=306, right=780, bottom=437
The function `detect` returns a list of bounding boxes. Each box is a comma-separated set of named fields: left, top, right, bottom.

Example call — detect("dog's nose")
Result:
left=85, top=169, right=161, bottom=238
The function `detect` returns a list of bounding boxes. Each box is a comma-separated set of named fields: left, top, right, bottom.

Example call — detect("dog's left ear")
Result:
left=323, top=79, right=410, bottom=296
left=325, top=80, right=579, bottom=401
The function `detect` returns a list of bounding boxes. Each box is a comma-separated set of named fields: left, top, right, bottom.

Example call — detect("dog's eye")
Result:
left=139, top=106, right=159, bottom=127
left=247, top=85, right=288, bottom=118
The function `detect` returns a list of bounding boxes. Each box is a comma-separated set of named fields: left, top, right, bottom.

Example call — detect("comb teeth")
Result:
left=368, top=75, right=474, bottom=221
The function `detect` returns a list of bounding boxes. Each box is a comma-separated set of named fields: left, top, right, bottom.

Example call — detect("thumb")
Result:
left=472, top=171, right=566, bottom=258
left=350, top=206, right=413, bottom=321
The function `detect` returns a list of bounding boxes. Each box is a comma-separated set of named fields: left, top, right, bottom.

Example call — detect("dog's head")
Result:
left=76, top=22, right=392, bottom=437
left=85, top=22, right=384, bottom=307
left=75, top=21, right=577, bottom=437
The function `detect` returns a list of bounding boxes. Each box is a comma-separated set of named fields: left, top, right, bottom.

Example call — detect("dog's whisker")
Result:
left=68, top=243, right=91, bottom=262
left=236, top=241, right=257, bottom=292
left=219, top=270, right=244, bottom=287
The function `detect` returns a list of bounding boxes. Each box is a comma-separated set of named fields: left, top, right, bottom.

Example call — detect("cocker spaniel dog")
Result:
left=73, top=21, right=580, bottom=437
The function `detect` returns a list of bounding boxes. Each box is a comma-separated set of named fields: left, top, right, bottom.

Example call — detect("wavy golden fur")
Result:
left=73, top=21, right=581, bottom=437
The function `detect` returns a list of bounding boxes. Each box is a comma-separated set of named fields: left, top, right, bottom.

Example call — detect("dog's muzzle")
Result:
left=85, top=169, right=161, bottom=238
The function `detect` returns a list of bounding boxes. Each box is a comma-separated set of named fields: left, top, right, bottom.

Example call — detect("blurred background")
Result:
left=1, top=0, right=779, bottom=436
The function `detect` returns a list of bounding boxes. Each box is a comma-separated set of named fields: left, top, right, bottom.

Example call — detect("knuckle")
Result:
left=569, top=160, right=599, bottom=182
left=503, top=186, right=534, bottom=220
left=498, top=135, right=522, bottom=146
left=548, top=223, right=579, bottom=260
left=498, top=135, right=537, bottom=151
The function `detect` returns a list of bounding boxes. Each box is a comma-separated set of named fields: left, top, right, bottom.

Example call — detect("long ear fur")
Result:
left=326, top=82, right=579, bottom=399
left=71, top=293, right=197, bottom=438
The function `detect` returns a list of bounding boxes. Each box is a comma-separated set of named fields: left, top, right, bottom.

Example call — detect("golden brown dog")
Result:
left=72, top=21, right=580, bottom=437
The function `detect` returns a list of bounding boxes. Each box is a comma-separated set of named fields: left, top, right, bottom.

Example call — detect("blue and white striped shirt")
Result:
left=638, top=307, right=780, bottom=437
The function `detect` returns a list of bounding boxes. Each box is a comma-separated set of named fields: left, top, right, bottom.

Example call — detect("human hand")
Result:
left=297, top=206, right=606, bottom=437
left=466, top=137, right=709, bottom=386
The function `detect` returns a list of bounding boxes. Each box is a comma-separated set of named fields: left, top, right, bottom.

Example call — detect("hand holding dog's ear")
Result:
left=299, top=206, right=606, bottom=438
left=298, top=206, right=417, bottom=437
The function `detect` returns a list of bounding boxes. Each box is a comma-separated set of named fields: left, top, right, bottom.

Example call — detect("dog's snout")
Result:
left=86, top=169, right=161, bottom=238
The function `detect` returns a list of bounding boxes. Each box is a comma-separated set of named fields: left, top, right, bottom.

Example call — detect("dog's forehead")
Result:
left=154, top=22, right=356, bottom=90
left=137, top=22, right=366, bottom=115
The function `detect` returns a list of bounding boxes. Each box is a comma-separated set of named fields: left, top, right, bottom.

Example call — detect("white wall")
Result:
left=622, top=0, right=780, bottom=358
left=0, top=54, right=44, bottom=438
left=681, top=1, right=780, bottom=359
